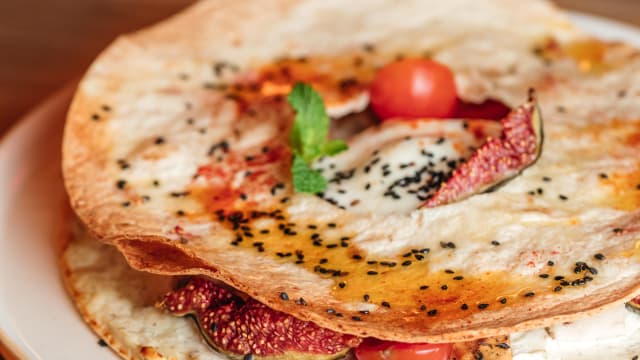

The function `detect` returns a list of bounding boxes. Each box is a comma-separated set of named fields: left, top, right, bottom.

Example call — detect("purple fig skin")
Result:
left=161, top=277, right=361, bottom=358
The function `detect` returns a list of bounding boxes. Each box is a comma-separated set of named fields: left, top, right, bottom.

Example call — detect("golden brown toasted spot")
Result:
left=601, top=168, right=640, bottom=211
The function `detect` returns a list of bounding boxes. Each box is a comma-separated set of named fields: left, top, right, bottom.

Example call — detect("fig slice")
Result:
left=423, top=92, right=543, bottom=208
left=159, top=277, right=360, bottom=359
left=626, top=296, right=640, bottom=316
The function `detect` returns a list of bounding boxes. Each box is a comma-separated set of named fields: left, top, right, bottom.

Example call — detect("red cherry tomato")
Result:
left=355, top=338, right=453, bottom=360
left=370, top=59, right=457, bottom=121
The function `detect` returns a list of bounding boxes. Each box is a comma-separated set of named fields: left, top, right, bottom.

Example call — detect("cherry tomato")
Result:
left=370, top=59, right=457, bottom=121
left=354, top=338, right=453, bottom=360
left=454, top=99, right=511, bottom=120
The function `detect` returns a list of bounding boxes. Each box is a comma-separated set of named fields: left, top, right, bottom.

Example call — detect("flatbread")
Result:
left=61, top=223, right=219, bottom=360
left=63, top=0, right=640, bottom=342
left=61, top=222, right=512, bottom=360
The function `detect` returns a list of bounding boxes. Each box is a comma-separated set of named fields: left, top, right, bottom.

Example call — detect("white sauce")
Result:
left=314, top=119, right=500, bottom=215
left=512, top=305, right=640, bottom=360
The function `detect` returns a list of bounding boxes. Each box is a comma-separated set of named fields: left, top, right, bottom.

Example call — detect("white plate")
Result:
left=0, top=12, right=639, bottom=360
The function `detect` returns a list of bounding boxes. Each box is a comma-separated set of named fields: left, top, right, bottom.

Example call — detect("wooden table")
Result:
left=0, top=1, right=638, bottom=359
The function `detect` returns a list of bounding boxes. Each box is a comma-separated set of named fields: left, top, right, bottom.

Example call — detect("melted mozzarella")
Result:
left=512, top=306, right=640, bottom=359
left=314, top=119, right=501, bottom=215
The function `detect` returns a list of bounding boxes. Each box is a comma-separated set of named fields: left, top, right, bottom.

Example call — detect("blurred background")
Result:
left=0, top=0, right=639, bottom=137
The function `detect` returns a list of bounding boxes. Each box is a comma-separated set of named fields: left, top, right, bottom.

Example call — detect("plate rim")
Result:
left=0, top=10, right=639, bottom=360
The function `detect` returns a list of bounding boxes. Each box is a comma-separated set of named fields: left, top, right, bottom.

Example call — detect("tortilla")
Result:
left=61, top=222, right=512, bottom=360
left=63, top=0, right=640, bottom=342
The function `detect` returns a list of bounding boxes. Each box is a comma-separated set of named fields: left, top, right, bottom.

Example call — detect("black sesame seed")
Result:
left=554, top=275, right=565, bottom=280
left=116, top=179, right=127, bottom=189
left=497, top=343, right=510, bottom=350
left=367, top=260, right=378, bottom=265
left=542, top=176, right=552, bottom=182
left=499, top=297, right=507, bottom=304
left=558, top=194, right=568, bottom=201
left=381, top=301, right=391, bottom=308
left=441, top=285, right=448, bottom=290
left=154, top=136, right=165, bottom=145
left=491, top=240, right=500, bottom=246
left=117, top=159, right=130, bottom=170
left=280, top=292, right=289, bottom=301
left=427, top=309, right=437, bottom=316
left=176, top=210, right=185, bottom=216
left=444, top=269, right=455, bottom=274
left=478, top=303, right=489, bottom=310
left=121, top=201, right=131, bottom=207
left=91, top=113, right=101, bottom=121
left=339, top=282, right=346, bottom=289
left=363, top=294, right=370, bottom=302
left=170, top=191, right=190, bottom=197
left=594, top=253, right=605, bottom=260
left=613, top=227, right=624, bottom=234
left=402, top=260, right=412, bottom=266
left=599, top=173, right=609, bottom=179
left=461, top=304, right=468, bottom=310
left=296, top=297, right=307, bottom=306
left=539, top=274, right=550, bottom=279
left=352, top=316, right=362, bottom=321
left=367, top=271, right=378, bottom=275
left=524, top=291, right=535, bottom=297
left=420, top=285, right=429, bottom=290
left=98, top=339, right=108, bottom=347
left=548, top=260, right=555, bottom=266
left=453, top=276, right=464, bottom=281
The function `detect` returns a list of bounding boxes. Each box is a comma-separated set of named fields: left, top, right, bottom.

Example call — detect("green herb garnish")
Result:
left=287, top=83, right=348, bottom=193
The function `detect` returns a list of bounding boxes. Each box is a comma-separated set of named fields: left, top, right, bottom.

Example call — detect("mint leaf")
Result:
left=288, top=83, right=330, bottom=163
left=292, top=154, right=327, bottom=193
left=287, top=83, right=348, bottom=193
left=322, top=139, right=348, bottom=156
